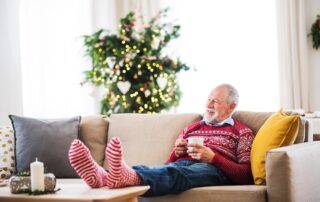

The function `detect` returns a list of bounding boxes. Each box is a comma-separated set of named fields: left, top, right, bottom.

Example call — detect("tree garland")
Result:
left=310, top=15, right=320, bottom=50
left=83, top=8, right=190, bottom=115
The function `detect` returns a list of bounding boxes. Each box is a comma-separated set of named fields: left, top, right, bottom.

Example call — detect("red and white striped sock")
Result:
left=105, top=137, right=141, bottom=188
left=68, top=139, right=108, bottom=188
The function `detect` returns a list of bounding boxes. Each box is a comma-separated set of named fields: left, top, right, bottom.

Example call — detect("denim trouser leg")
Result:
left=133, top=160, right=231, bottom=197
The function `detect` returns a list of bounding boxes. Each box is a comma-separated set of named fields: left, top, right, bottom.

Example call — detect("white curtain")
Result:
left=91, top=0, right=161, bottom=35
left=275, top=0, right=310, bottom=111
left=20, top=0, right=96, bottom=118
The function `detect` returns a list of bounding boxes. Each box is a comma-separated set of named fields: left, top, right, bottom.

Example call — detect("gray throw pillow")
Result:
left=9, top=115, right=81, bottom=178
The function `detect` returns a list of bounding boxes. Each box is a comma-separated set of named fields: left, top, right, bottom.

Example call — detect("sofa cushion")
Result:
left=9, top=115, right=81, bottom=178
left=104, top=113, right=202, bottom=168
left=79, top=116, right=109, bottom=166
left=251, top=110, right=300, bottom=185
left=0, top=126, right=15, bottom=179
left=139, top=185, right=266, bottom=202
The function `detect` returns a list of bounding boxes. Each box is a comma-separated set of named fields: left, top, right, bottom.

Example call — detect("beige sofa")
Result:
left=79, top=111, right=320, bottom=202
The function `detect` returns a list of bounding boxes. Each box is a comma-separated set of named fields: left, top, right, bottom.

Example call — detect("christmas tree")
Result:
left=83, top=8, right=190, bottom=115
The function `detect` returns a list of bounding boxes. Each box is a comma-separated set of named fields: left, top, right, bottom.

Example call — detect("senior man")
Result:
left=69, top=83, right=254, bottom=197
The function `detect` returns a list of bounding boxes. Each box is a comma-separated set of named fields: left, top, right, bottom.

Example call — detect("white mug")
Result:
left=187, top=137, right=204, bottom=159
left=187, top=137, right=204, bottom=145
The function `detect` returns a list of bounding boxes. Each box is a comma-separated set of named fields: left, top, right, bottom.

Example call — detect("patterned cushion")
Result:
left=0, top=126, right=15, bottom=179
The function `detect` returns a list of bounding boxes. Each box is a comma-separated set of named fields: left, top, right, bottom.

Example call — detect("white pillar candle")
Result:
left=30, top=158, right=44, bottom=192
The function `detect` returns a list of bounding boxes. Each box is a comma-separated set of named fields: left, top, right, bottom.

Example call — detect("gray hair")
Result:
left=216, top=83, right=239, bottom=105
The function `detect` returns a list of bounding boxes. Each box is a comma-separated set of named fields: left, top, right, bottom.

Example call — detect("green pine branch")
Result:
left=82, top=8, right=190, bottom=115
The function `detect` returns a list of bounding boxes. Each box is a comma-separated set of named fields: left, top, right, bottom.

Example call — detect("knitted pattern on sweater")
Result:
left=166, top=120, right=254, bottom=185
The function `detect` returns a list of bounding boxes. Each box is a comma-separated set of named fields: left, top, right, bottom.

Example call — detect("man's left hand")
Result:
left=187, top=143, right=215, bottom=163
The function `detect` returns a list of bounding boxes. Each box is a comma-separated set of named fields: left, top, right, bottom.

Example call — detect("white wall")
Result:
left=0, top=0, right=23, bottom=125
left=306, top=0, right=320, bottom=111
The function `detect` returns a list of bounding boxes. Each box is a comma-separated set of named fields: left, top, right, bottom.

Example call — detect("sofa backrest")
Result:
left=233, top=111, right=305, bottom=143
left=103, top=113, right=201, bottom=168
left=79, top=115, right=109, bottom=166
left=83, top=111, right=306, bottom=168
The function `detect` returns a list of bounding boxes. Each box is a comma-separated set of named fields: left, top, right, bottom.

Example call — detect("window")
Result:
left=19, top=0, right=94, bottom=118
left=164, top=0, right=279, bottom=113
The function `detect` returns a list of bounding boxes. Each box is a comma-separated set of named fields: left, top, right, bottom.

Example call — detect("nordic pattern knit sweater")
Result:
left=166, top=120, right=254, bottom=185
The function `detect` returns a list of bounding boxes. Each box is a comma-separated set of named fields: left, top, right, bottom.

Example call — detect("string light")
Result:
left=136, top=96, right=141, bottom=104
left=83, top=9, right=190, bottom=115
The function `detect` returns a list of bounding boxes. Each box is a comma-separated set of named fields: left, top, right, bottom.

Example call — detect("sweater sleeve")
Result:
left=165, top=150, right=179, bottom=163
left=165, top=129, right=186, bottom=163
left=211, top=128, right=254, bottom=185
left=165, top=122, right=202, bottom=163
left=211, top=152, right=253, bottom=184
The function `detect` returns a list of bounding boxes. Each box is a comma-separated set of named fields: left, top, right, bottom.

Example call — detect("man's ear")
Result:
left=230, top=102, right=237, bottom=111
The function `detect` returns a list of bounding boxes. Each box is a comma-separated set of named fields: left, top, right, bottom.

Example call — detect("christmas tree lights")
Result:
left=83, top=8, right=190, bottom=115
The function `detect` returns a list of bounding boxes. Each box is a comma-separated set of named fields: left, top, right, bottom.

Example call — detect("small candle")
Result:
left=30, top=158, right=44, bottom=192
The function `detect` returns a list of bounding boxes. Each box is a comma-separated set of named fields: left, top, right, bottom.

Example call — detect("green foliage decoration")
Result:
left=82, top=8, right=190, bottom=115
left=309, top=15, right=320, bottom=50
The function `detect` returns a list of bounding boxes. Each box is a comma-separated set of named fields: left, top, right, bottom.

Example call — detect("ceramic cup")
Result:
left=187, top=137, right=204, bottom=145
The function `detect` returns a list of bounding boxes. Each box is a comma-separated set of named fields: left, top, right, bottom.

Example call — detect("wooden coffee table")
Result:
left=0, top=179, right=150, bottom=202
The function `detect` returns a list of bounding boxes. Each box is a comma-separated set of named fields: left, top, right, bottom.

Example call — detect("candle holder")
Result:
left=9, top=173, right=56, bottom=194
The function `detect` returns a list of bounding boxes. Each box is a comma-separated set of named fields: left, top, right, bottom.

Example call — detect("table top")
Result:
left=0, top=179, right=150, bottom=202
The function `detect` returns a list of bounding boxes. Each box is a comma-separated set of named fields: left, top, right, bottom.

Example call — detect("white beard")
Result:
left=203, top=110, right=219, bottom=124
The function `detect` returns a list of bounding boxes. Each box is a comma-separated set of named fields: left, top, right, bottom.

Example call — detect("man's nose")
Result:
left=206, top=101, right=214, bottom=108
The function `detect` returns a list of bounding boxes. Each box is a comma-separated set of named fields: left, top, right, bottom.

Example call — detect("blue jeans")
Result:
left=133, top=160, right=231, bottom=197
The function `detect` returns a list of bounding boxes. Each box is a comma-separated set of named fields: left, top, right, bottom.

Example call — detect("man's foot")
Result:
left=68, top=139, right=108, bottom=188
left=105, top=137, right=141, bottom=188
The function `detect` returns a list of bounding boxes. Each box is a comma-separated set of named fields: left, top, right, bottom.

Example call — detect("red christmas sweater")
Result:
left=166, top=120, right=254, bottom=185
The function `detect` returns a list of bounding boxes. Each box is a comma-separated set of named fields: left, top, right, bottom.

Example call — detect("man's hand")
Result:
left=187, top=143, right=215, bottom=163
left=174, top=138, right=188, bottom=157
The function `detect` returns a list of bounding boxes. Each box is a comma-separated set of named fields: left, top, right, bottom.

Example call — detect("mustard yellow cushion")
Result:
left=251, top=109, right=300, bottom=185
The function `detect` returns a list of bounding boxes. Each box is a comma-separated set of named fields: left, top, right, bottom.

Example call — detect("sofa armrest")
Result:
left=266, top=142, right=320, bottom=202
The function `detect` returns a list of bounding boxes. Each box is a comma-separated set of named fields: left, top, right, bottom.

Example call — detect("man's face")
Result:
left=203, top=87, right=236, bottom=123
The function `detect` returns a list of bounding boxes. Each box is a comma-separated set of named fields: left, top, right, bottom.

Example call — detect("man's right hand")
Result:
left=174, top=138, right=188, bottom=157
